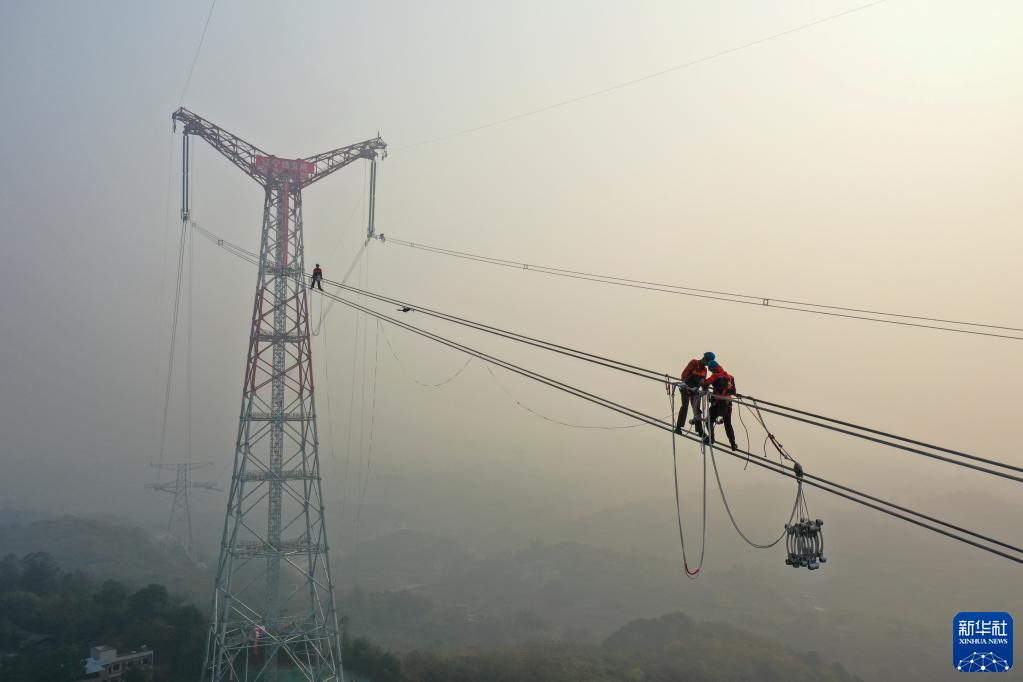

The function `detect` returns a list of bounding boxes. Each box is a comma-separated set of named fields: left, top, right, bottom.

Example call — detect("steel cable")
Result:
left=199, top=224, right=1023, bottom=486
left=381, top=237, right=1023, bottom=340
left=195, top=228, right=1023, bottom=564
left=315, top=290, right=1023, bottom=565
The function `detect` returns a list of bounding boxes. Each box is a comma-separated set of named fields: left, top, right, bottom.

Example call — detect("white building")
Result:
left=78, top=645, right=154, bottom=680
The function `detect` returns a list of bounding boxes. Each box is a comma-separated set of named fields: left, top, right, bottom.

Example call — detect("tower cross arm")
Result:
left=172, top=107, right=271, bottom=186
left=300, top=136, right=387, bottom=189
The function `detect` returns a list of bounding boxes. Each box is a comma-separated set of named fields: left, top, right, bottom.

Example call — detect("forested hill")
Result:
left=350, top=611, right=860, bottom=682
left=0, top=551, right=858, bottom=682
left=0, top=514, right=208, bottom=596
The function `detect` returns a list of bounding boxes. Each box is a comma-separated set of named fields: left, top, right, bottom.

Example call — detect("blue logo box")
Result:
left=953, top=612, right=1013, bottom=673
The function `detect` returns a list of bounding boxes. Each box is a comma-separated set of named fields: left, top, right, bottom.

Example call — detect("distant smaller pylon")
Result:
left=146, top=462, right=220, bottom=563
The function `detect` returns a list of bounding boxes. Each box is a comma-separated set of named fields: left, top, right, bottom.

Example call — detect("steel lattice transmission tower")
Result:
left=146, top=462, right=219, bottom=562
left=172, top=108, right=386, bottom=682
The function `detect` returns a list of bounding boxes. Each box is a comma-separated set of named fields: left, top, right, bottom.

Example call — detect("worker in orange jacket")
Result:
left=703, top=361, right=737, bottom=451
left=675, top=351, right=715, bottom=436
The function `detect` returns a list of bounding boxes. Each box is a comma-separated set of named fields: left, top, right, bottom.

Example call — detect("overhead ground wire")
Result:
left=179, top=0, right=218, bottom=105
left=380, top=237, right=1023, bottom=341
left=394, top=1, right=889, bottom=151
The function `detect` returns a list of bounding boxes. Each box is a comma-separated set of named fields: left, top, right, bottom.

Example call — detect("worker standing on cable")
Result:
left=703, top=360, right=738, bottom=451
left=675, top=351, right=715, bottom=436
left=310, top=263, right=323, bottom=291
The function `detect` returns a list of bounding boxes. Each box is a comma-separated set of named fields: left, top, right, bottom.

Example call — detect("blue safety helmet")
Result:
left=702, top=352, right=716, bottom=363
left=707, top=361, right=720, bottom=371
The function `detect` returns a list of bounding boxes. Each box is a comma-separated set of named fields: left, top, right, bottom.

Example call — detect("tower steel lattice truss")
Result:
left=147, top=462, right=219, bottom=562
left=173, top=108, right=385, bottom=682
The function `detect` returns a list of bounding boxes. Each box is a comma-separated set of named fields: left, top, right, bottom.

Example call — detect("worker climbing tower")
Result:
left=172, top=108, right=385, bottom=681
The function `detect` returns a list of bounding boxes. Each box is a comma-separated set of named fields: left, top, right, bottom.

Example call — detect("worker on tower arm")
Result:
left=703, top=360, right=738, bottom=451
left=674, top=351, right=716, bottom=436
left=310, top=263, right=323, bottom=291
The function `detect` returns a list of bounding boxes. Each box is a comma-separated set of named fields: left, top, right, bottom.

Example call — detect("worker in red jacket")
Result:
left=675, top=351, right=715, bottom=436
left=310, top=263, right=323, bottom=291
left=703, top=361, right=737, bottom=451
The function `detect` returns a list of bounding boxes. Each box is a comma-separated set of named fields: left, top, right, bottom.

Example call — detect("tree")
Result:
left=96, top=580, right=129, bottom=611
left=121, top=668, right=146, bottom=682
left=169, top=604, right=206, bottom=678
left=19, top=552, right=59, bottom=594
left=343, top=636, right=403, bottom=682
left=0, top=554, right=20, bottom=593
left=128, top=584, right=168, bottom=621
left=0, top=592, right=42, bottom=630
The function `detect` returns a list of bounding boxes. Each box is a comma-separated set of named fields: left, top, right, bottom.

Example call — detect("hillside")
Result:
left=0, top=551, right=858, bottom=682
left=0, top=513, right=953, bottom=682
left=0, top=514, right=210, bottom=598
left=391, top=612, right=859, bottom=682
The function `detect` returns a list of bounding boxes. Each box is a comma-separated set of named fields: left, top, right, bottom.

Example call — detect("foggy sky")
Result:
left=1, top=0, right=1021, bottom=587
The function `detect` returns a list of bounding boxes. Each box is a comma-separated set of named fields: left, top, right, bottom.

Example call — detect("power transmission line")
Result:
left=312, top=275, right=1023, bottom=483
left=157, top=205, right=190, bottom=466
left=733, top=396, right=1023, bottom=482
left=312, top=239, right=370, bottom=336
left=338, top=278, right=1023, bottom=482
left=380, top=237, right=1023, bottom=340
left=153, top=136, right=178, bottom=454
left=195, top=223, right=1023, bottom=485
left=196, top=224, right=660, bottom=379
left=395, top=0, right=889, bottom=151
left=194, top=226, right=1023, bottom=563
left=740, top=395, right=1023, bottom=473
left=179, top=0, right=218, bottom=105
left=312, top=288, right=1023, bottom=566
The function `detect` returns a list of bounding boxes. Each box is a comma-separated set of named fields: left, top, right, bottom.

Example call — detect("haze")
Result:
left=1, top=2, right=1020, bottom=681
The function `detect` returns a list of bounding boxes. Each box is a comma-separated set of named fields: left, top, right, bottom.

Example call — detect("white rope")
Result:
left=703, top=386, right=805, bottom=550
left=380, top=322, right=475, bottom=388
left=486, top=365, right=645, bottom=430
left=709, top=448, right=798, bottom=549
left=668, top=385, right=706, bottom=579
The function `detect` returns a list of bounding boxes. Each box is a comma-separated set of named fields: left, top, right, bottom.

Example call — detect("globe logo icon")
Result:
left=956, top=652, right=1011, bottom=673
